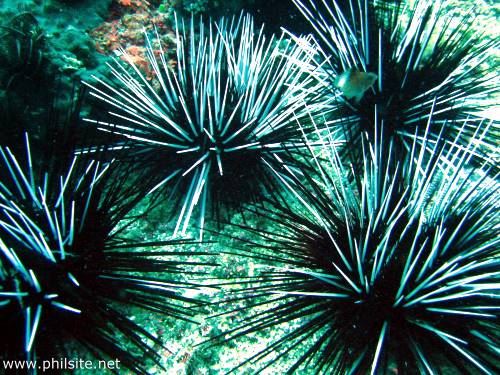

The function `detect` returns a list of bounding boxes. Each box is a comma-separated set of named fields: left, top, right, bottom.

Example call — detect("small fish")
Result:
left=334, top=68, right=377, bottom=102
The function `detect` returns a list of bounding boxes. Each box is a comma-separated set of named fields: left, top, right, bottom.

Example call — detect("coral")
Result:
left=90, top=0, right=174, bottom=78
left=91, top=1, right=168, bottom=51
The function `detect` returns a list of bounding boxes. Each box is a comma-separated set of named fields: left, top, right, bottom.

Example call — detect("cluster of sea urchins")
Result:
left=0, top=0, right=498, bottom=373
left=207, top=0, right=499, bottom=374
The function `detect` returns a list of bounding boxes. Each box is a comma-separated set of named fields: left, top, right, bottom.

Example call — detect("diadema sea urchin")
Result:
left=291, top=0, right=499, bottom=167
left=0, top=132, right=213, bottom=374
left=83, top=13, right=330, bottom=239
left=215, top=120, right=499, bottom=374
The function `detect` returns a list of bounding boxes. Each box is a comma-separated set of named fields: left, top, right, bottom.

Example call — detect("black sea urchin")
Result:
left=0, top=132, right=213, bottom=374
left=82, top=13, right=330, bottom=239
left=290, top=0, right=499, bottom=167
left=215, top=120, right=499, bottom=373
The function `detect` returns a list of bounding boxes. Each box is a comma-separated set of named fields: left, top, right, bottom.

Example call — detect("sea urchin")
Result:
left=214, top=118, right=499, bottom=373
left=82, top=13, right=330, bottom=238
